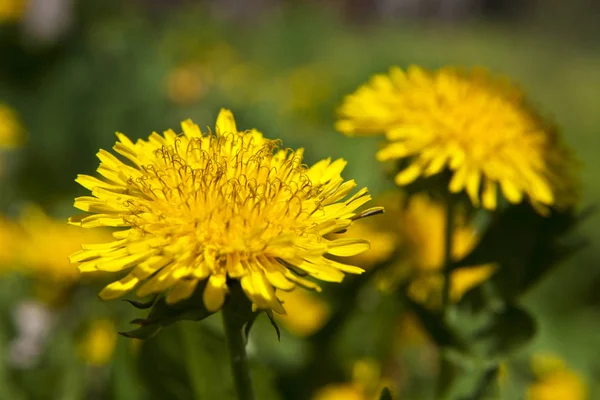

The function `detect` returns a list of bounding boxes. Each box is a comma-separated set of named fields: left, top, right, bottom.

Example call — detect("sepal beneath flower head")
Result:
left=119, top=281, right=215, bottom=339
left=224, top=281, right=281, bottom=342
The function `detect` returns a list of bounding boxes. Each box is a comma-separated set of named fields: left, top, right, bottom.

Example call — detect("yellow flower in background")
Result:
left=0, top=104, right=25, bottom=148
left=165, top=63, right=212, bottom=105
left=527, top=353, right=588, bottom=400
left=18, top=205, right=112, bottom=283
left=0, top=0, right=25, bottom=22
left=313, top=358, right=393, bottom=400
left=276, top=289, right=330, bottom=337
left=70, top=109, right=381, bottom=314
left=313, top=384, right=364, bottom=400
left=337, top=66, right=578, bottom=212
left=402, top=195, right=495, bottom=308
left=78, top=319, right=118, bottom=366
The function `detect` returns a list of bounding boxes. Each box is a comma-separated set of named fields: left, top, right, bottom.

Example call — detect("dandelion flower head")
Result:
left=337, top=66, right=578, bottom=212
left=70, top=109, right=380, bottom=313
left=275, top=288, right=330, bottom=337
left=526, top=353, right=588, bottom=400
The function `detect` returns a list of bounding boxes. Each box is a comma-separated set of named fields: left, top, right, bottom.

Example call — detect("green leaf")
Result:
left=137, top=323, right=228, bottom=400
left=473, top=304, right=537, bottom=358
left=454, top=203, right=588, bottom=299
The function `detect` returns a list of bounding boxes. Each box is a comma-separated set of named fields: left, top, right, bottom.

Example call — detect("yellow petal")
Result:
left=449, top=166, right=469, bottom=193
left=327, top=238, right=370, bottom=257
left=482, top=180, right=497, bottom=210
left=376, top=142, right=412, bottom=161
left=305, top=256, right=364, bottom=275
left=99, top=274, right=139, bottom=300
left=295, top=259, right=344, bottom=282
left=465, top=170, right=481, bottom=206
left=321, top=159, right=347, bottom=183
left=75, top=175, right=125, bottom=192
left=96, top=250, right=156, bottom=272
left=258, top=256, right=295, bottom=291
left=203, top=274, right=228, bottom=311
left=249, top=270, right=284, bottom=313
left=500, top=179, right=523, bottom=204
left=385, top=126, right=420, bottom=140
left=394, top=163, right=422, bottom=185
left=226, top=253, right=245, bottom=278
left=181, top=119, right=201, bottom=138
left=216, top=108, right=237, bottom=135
left=334, top=120, right=357, bottom=135
left=423, top=153, right=448, bottom=177
left=77, top=260, right=99, bottom=273
left=166, top=279, right=198, bottom=304
left=529, top=176, right=554, bottom=205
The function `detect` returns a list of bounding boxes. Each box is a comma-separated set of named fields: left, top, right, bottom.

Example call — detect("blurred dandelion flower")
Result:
left=337, top=66, right=578, bottom=212
left=0, top=0, right=26, bottom=23
left=313, top=383, right=364, bottom=400
left=313, top=358, right=392, bottom=400
left=275, top=288, right=330, bottom=337
left=78, top=319, right=117, bottom=366
left=70, top=109, right=381, bottom=313
left=401, top=195, right=495, bottom=307
left=527, top=353, right=588, bottom=400
left=18, top=205, right=112, bottom=284
left=0, top=104, right=25, bottom=149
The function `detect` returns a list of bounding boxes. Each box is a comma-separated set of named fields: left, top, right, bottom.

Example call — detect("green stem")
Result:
left=469, top=367, right=499, bottom=400
left=222, top=304, right=255, bottom=400
left=179, top=323, right=210, bottom=400
left=436, top=196, right=456, bottom=399
left=441, top=196, right=455, bottom=315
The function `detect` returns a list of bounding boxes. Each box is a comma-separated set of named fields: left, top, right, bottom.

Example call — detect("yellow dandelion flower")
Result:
left=402, top=195, right=495, bottom=307
left=337, top=66, right=578, bottom=211
left=276, top=288, right=330, bottom=337
left=0, top=0, right=25, bottom=22
left=0, top=104, right=25, bottom=149
left=69, top=109, right=380, bottom=314
left=78, top=319, right=118, bottom=366
left=527, top=354, right=588, bottom=400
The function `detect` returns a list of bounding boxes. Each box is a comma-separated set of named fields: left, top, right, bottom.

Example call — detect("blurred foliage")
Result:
left=0, top=1, right=599, bottom=399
